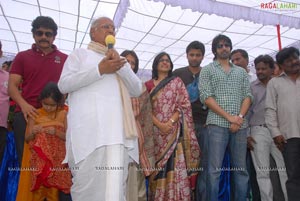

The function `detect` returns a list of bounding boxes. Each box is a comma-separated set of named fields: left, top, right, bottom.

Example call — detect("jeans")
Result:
left=250, top=126, right=288, bottom=201
left=207, top=125, right=248, bottom=201
left=282, top=138, right=300, bottom=201
left=195, top=123, right=208, bottom=201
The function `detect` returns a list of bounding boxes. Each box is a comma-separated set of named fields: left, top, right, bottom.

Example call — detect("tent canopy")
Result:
left=0, top=0, right=299, bottom=70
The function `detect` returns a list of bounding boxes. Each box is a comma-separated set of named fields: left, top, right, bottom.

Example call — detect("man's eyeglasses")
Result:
left=217, top=43, right=230, bottom=49
left=159, top=59, right=171, bottom=63
left=34, top=30, right=54, bottom=38
left=99, top=24, right=116, bottom=32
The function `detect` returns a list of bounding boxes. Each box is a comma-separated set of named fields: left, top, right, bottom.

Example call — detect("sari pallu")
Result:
left=146, top=76, right=200, bottom=201
left=131, top=86, right=155, bottom=177
left=128, top=87, right=155, bottom=201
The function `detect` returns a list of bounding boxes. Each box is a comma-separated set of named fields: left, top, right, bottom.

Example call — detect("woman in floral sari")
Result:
left=145, top=52, right=200, bottom=201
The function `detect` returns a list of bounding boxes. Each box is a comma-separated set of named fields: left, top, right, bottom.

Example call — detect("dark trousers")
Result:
left=195, top=123, right=208, bottom=201
left=270, top=155, right=285, bottom=201
left=12, top=112, right=26, bottom=165
left=282, top=138, right=300, bottom=201
left=0, top=126, right=7, bottom=165
left=247, top=150, right=261, bottom=201
left=59, top=191, right=72, bottom=201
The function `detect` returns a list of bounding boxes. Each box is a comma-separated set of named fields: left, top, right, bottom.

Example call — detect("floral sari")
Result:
left=145, top=76, right=200, bottom=201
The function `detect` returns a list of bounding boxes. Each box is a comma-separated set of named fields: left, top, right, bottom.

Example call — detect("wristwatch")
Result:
left=238, top=114, right=244, bottom=118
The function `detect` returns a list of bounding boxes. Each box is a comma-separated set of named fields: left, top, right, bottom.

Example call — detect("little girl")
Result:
left=25, top=82, right=71, bottom=200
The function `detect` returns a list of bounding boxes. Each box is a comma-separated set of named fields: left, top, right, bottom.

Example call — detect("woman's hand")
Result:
left=158, top=121, right=173, bottom=134
left=152, top=114, right=176, bottom=134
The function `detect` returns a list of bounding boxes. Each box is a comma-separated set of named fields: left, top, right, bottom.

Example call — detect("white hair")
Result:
left=89, top=16, right=111, bottom=40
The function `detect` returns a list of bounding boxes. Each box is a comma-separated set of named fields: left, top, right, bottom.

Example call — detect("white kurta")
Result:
left=58, top=48, right=142, bottom=165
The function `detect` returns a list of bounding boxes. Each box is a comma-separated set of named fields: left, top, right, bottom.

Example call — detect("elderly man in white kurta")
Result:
left=58, top=17, right=143, bottom=201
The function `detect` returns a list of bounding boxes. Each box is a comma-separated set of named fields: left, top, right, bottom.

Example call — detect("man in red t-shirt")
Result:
left=8, top=16, right=67, bottom=166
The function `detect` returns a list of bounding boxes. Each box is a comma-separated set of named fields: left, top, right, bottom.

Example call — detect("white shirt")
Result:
left=248, top=71, right=257, bottom=83
left=58, top=48, right=143, bottom=164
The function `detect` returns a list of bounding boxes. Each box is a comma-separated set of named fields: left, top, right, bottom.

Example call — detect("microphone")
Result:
left=105, top=35, right=115, bottom=49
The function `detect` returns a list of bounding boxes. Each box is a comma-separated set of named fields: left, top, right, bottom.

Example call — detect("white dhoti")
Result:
left=68, top=145, right=129, bottom=201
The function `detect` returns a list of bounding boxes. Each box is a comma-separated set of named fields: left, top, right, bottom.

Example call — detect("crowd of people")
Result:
left=0, top=15, right=299, bottom=201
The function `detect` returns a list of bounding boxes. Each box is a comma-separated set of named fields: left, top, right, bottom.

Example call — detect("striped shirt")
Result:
left=199, top=60, right=253, bottom=128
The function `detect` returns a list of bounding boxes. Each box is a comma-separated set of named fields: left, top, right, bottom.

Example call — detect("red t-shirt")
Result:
left=10, top=44, right=67, bottom=112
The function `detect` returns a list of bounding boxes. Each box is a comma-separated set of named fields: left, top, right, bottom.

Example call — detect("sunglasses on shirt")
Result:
left=34, top=30, right=54, bottom=38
